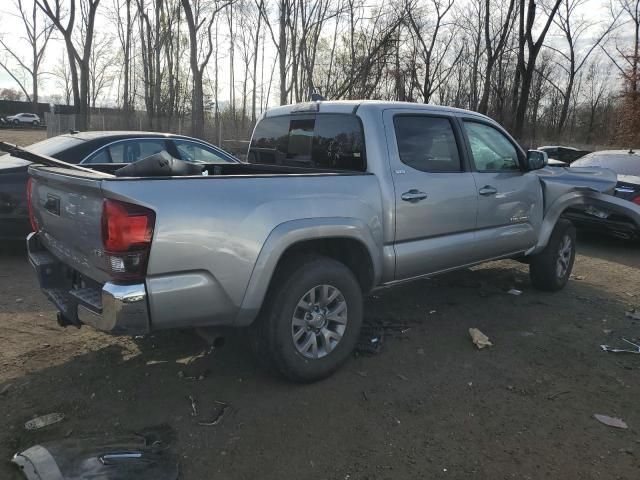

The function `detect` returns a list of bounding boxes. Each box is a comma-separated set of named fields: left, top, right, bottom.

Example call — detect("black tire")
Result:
left=32, top=120, right=39, bottom=127
left=529, top=219, right=576, bottom=291
left=251, top=255, right=363, bottom=382
left=12, top=119, right=18, bottom=125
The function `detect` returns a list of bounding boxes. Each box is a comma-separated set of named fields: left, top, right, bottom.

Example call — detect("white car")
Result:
left=6, top=113, right=41, bottom=126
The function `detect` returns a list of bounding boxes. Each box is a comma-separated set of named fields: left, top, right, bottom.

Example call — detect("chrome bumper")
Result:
left=27, top=232, right=150, bottom=335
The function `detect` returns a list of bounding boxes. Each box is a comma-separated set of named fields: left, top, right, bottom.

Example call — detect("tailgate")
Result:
left=30, top=166, right=112, bottom=284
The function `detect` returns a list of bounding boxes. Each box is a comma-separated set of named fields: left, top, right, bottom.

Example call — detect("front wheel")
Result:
left=529, top=219, right=576, bottom=291
left=32, top=120, right=39, bottom=126
left=251, top=256, right=363, bottom=382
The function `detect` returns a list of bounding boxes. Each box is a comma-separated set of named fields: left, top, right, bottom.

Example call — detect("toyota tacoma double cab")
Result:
left=14, top=101, right=640, bottom=382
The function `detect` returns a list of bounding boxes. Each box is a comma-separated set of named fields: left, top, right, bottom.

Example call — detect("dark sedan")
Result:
left=564, top=149, right=640, bottom=240
left=0, top=131, right=238, bottom=240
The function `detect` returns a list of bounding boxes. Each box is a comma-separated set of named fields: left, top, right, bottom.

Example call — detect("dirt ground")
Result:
left=0, top=129, right=47, bottom=146
left=1, top=233, right=639, bottom=479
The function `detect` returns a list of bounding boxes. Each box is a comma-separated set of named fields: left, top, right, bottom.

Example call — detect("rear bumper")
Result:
left=27, top=232, right=150, bottom=335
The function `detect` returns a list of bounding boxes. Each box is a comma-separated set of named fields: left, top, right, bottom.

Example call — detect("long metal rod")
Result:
left=0, top=141, right=114, bottom=178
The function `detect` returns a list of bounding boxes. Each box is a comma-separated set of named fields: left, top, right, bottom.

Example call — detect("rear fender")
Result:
left=234, top=217, right=383, bottom=326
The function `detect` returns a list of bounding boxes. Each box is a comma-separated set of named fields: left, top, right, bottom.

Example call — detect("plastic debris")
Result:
left=507, top=288, right=522, bottom=296
left=469, top=328, right=493, bottom=349
left=601, top=339, right=640, bottom=354
left=625, top=309, right=640, bottom=320
left=187, top=396, right=198, bottom=417
left=197, top=401, right=229, bottom=426
left=12, top=425, right=178, bottom=480
left=593, top=414, right=628, bottom=429
left=24, top=413, right=65, bottom=431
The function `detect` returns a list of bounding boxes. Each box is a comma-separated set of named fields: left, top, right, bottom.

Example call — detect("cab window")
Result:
left=393, top=116, right=461, bottom=172
left=463, top=122, right=520, bottom=172
left=249, top=114, right=366, bottom=171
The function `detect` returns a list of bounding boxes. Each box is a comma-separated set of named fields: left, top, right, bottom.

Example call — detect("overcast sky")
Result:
left=0, top=0, right=631, bottom=106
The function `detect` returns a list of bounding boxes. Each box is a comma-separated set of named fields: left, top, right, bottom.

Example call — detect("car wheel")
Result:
left=251, top=255, right=363, bottom=382
left=12, top=119, right=19, bottom=125
left=32, top=120, right=39, bottom=126
left=529, top=219, right=576, bottom=291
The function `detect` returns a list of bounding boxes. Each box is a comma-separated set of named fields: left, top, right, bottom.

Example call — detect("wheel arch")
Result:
left=530, top=190, right=640, bottom=255
left=235, top=218, right=382, bottom=326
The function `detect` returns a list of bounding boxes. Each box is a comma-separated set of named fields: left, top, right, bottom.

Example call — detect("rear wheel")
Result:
left=251, top=256, right=363, bottom=382
left=529, top=219, right=576, bottom=291
left=32, top=120, right=39, bottom=127
left=12, top=119, right=19, bottom=125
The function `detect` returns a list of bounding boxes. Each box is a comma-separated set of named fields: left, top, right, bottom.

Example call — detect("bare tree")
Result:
left=0, top=0, right=54, bottom=107
left=36, top=0, right=101, bottom=128
left=476, top=0, right=516, bottom=114
left=181, top=0, right=232, bottom=138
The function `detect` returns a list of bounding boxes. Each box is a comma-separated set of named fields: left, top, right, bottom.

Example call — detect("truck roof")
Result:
left=263, top=100, right=492, bottom=121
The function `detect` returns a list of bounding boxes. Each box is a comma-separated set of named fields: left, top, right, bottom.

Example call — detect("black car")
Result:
left=0, top=131, right=239, bottom=241
left=564, top=149, right=640, bottom=240
left=538, top=145, right=591, bottom=164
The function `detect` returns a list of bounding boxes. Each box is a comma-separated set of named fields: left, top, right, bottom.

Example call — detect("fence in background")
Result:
left=44, top=112, right=252, bottom=158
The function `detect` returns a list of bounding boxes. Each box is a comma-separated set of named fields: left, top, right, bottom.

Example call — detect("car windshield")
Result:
left=572, top=152, right=640, bottom=176
left=25, top=135, right=85, bottom=156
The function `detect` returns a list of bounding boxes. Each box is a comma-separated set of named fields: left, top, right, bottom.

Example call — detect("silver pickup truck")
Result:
left=22, top=101, right=640, bottom=381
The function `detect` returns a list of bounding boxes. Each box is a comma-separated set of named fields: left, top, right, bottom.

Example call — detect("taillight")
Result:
left=632, top=195, right=640, bottom=206
left=101, top=199, right=155, bottom=280
left=26, top=177, right=39, bottom=232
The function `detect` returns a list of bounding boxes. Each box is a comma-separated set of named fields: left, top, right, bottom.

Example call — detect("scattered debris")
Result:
left=15, top=298, right=23, bottom=303
left=570, top=274, right=585, bottom=280
left=601, top=339, right=640, bottom=354
left=397, top=374, right=408, bottom=381
left=625, top=309, right=640, bottom=321
left=362, top=391, right=369, bottom=401
left=24, top=413, right=64, bottom=431
left=0, top=383, right=12, bottom=396
left=469, top=328, right=493, bottom=349
left=146, top=360, right=168, bottom=366
left=187, top=396, right=198, bottom=417
left=416, top=348, right=425, bottom=355
left=429, top=310, right=437, bottom=314
left=12, top=425, right=178, bottom=480
left=507, top=288, right=522, bottom=296
left=356, top=325, right=385, bottom=355
left=547, top=390, right=571, bottom=400
left=602, top=329, right=612, bottom=335
left=593, top=414, right=628, bottom=429
left=198, top=401, right=229, bottom=426
left=177, top=370, right=208, bottom=381
left=355, top=371, right=368, bottom=378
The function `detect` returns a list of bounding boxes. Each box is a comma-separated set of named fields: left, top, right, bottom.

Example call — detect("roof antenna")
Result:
left=629, top=148, right=635, bottom=154
left=310, top=92, right=326, bottom=102
left=69, top=129, right=79, bottom=134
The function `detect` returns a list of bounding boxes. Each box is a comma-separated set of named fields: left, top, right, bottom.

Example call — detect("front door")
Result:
left=460, top=119, right=543, bottom=259
left=385, top=111, right=479, bottom=280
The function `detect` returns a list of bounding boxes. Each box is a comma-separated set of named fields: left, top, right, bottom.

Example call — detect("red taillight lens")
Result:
left=26, top=177, right=39, bottom=232
left=101, top=199, right=155, bottom=280
left=632, top=195, right=640, bottom=206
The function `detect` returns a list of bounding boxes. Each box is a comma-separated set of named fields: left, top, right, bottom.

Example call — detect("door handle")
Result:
left=401, top=189, right=428, bottom=202
left=478, top=185, right=498, bottom=196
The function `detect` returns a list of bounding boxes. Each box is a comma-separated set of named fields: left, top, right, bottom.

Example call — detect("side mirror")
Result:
left=526, top=150, right=548, bottom=171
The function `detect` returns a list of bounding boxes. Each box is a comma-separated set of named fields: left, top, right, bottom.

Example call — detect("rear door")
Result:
left=384, top=110, right=479, bottom=280
left=459, top=118, right=542, bottom=259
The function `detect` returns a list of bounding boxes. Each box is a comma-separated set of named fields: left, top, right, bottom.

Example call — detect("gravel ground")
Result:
left=0, top=129, right=47, bottom=147
left=0, top=233, right=639, bottom=479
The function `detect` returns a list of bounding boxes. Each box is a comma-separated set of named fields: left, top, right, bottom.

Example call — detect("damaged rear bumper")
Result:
left=27, top=232, right=150, bottom=335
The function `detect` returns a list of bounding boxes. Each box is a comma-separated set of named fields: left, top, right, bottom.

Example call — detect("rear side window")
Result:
left=249, top=114, right=366, bottom=171
left=393, top=116, right=461, bottom=172
left=83, top=139, right=167, bottom=164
